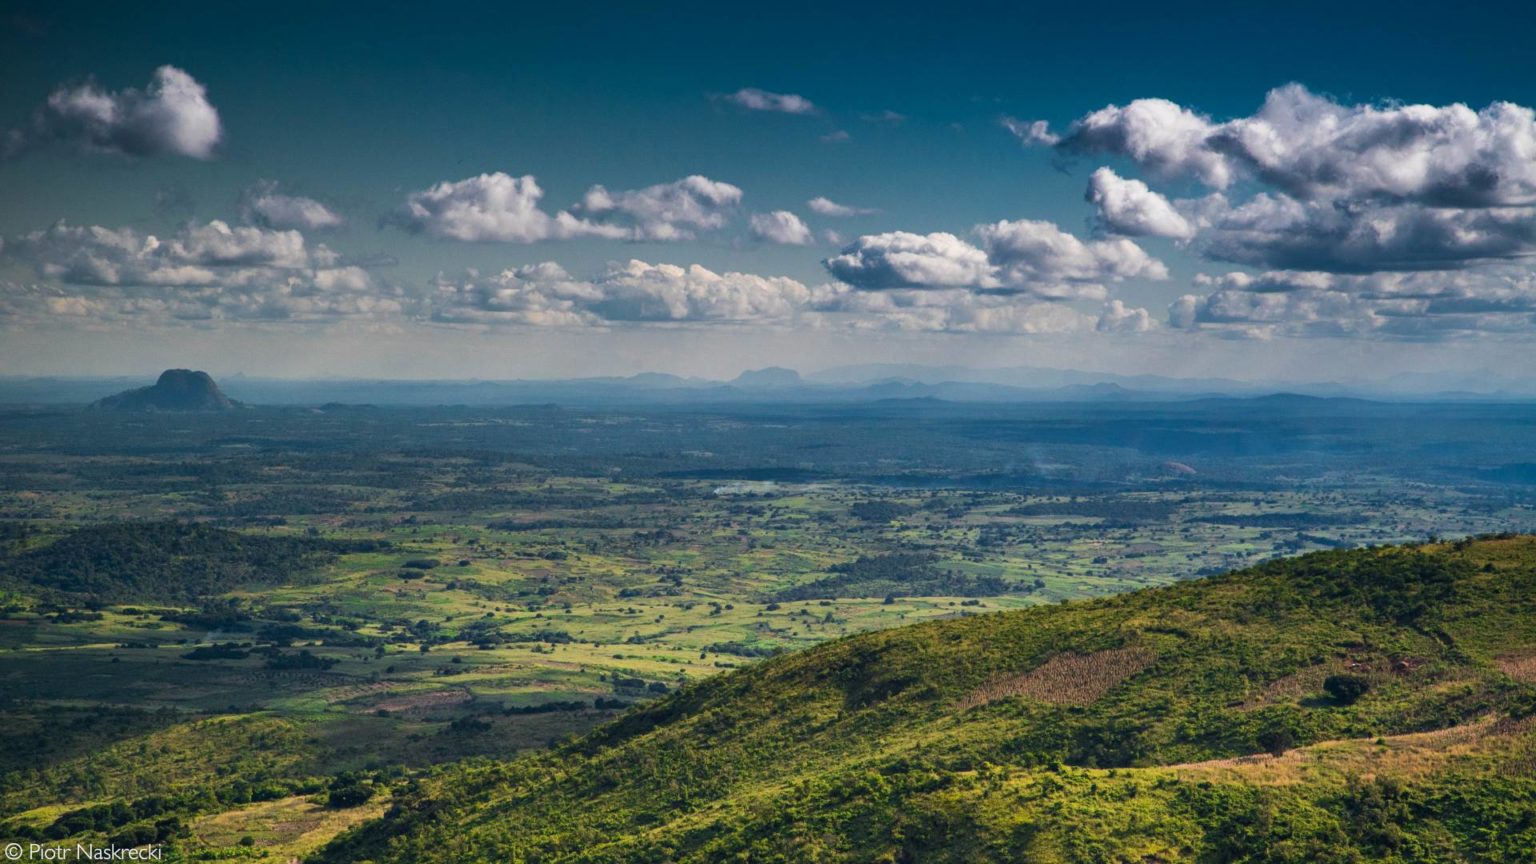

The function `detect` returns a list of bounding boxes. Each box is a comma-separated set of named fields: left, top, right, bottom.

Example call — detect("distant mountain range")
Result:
left=1, top=363, right=1532, bottom=407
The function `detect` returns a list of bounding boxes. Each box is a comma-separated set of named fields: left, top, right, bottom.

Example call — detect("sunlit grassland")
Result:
left=190, top=793, right=391, bottom=861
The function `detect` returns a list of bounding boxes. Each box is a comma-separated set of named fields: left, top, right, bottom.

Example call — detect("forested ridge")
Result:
left=0, top=521, right=383, bottom=602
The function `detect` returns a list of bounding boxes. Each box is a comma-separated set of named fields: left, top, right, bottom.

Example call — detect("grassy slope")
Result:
left=317, top=537, right=1536, bottom=863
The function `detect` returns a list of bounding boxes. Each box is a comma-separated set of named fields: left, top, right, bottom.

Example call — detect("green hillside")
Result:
left=317, top=537, right=1536, bottom=863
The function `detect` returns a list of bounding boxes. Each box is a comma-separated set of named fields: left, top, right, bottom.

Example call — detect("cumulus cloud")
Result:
left=431, top=260, right=814, bottom=325
left=1171, top=267, right=1536, bottom=339
left=576, top=175, right=743, bottom=241
left=1035, top=84, right=1536, bottom=206
left=1024, top=85, right=1536, bottom=281
left=1086, top=167, right=1197, bottom=240
left=388, top=173, right=746, bottom=243
left=721, top=88, right=816, bottom=115
left=811, top=286, right=1105, bottom=334
left=975, top=218, right=1168, bottom=292
left=823, top=231, right=996, bottom=290
left=18, top=220, right=318, bottom=281
left=6, top=66, right=222, bottom=159
left=1030, top=98, right=1231, bottom=187
left=241, top=181, right=345, bottom=231
left=429, top=259, right=1132, bottom=335
left=1218, top=85, right=1536, bottom=207
left=825, top=220, right=1167, bottom=300
left=1169, top=286, right=1373, bottom=339
left=1097, top=299, right=1155, bottom=332
left=428, top=262, right=603, bottom=327
left=387, top=173, right=621, bottom=243
left=807, top=196, right=878, bottom=217
left=1196, top=193, right=1536, bottom=272
left=589, top=260, right=812, bottom=322
left=749, top=211, right=813, bottom=245
left=2, top=220, right=397, bottom=325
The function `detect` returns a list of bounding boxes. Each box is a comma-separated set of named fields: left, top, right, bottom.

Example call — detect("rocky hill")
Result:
left=89, top=369, right=238, bottom=412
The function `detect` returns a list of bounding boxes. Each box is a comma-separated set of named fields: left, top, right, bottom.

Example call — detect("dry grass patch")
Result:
left=1166, top=714, right=1525, bottom=786
left=372, top=687, right=472, bottom=713
left=1496, top=653, right=1536, bottom=683
left=325, top=680, right=397, bottom=704
left=961, top=645, right=1155, bottom=708
left=1239, top=653, right=1428, bottom=710
left=192, top=793, right=389, bottom=860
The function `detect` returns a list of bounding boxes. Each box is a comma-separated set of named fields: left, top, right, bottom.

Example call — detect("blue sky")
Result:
left=4, top=1, right=1536, bottom=382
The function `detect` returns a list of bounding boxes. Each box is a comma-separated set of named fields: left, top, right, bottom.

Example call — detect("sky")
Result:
left=4, top=0, right=1536, bottom=383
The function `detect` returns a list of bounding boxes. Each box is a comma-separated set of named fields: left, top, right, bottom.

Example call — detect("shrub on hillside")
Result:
left=1324, top=674, right=1371, bottom=705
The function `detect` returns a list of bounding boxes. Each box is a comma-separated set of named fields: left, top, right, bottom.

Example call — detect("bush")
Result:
left=327, top=784, right=375, bottom=808
left=1257, top=728, right=1296, bottom=757
left=264, top=649, right=338, bottom=670
left=181, top=643, right=250, bottom=661
left=1324, top=674, right=1371, bottom=705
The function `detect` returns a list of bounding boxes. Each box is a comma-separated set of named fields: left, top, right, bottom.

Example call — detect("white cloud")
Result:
left=3, top=220, right=397, bottom=325
left=721, top=88, right=816, bottom=115
left=429, top=262, right=602, bottom=326
left=1038, top=84, right=1536, bottom=207
left=1097, top=299, right=1155, bottom=332
left=807, top=196, right=878, bottom=217
left=391, top=173, right=743, bottom=243
left=577, top=175, right=743, bottom=240
left=389, top=172, right=622, bottom=243
left=812, top=286, right=1102, bottom=334
left=1196, top=193, right=1536, bottom=272
left=18, top=220, right=319, bottom=282
left=1031, top=98, right=1231, bottom=187
left=823, top=231, right=996, bottom=290
left=590, top=260, right=812, bottom=322
left=749, top=211, right=813, bottom=245
left=431, top=260, right=815, bottom=325
left=1172, top=267, right=1536, bottom=339
left=430, top=259, right=1127, bottom=334
left=1001, top=116, right=1061, bottom=147
left=825, top=220, right=1167, bottom=300
left=241, top=181, right=345, bottom=231
left=1169, top=286, right=1373, bottom=339
left=1086, top=167, right=1196, bottom=240
left=976, top=218, right=1169, bottom=290
left=1029, top=87, right=1536, bottom=275
left=1218, top=84, right=1536, bottom=207
left=7, top=66, right=222, bottom=159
